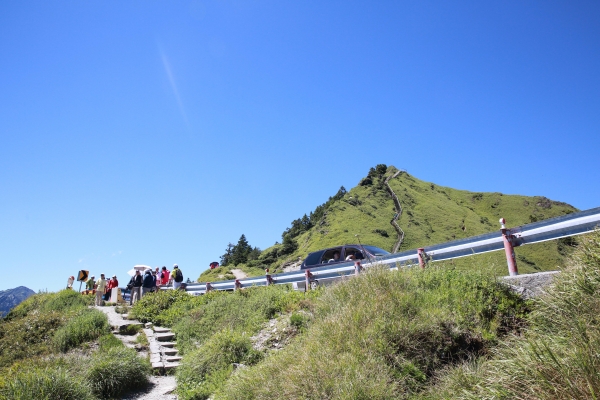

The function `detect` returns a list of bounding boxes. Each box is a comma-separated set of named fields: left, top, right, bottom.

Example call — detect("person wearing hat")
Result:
left=95, top=274, right=107, bottom=306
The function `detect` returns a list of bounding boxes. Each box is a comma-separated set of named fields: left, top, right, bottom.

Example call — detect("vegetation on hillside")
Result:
left=426, top=231, right=600, bottom=399
left=218, top=265, right=528, bottom=399
left=201, top=164, right=578, bottom=283
left=129, top=285, right=321, bottom=399
left=0, top=290, right=151, bottom=399
left=132, top=230, right=598, bottom=399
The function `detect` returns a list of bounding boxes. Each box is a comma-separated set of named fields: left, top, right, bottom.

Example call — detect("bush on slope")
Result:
left=218, top=265, right=528, bottom=399
left=429, top=231, right=600, bottom=400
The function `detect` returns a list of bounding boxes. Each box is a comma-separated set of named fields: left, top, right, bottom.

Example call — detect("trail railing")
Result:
left=173, top=207, right=600, bottom=296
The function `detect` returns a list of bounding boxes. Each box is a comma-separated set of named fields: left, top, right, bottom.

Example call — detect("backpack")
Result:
left=174, top=268, right=183, bottom=283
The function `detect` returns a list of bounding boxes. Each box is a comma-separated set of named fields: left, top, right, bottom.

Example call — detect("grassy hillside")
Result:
left=0, top=291, right=150, bottom=399
left=139, top=231, right=600, bottom=399
left=201, top=165, right=578, bottom=282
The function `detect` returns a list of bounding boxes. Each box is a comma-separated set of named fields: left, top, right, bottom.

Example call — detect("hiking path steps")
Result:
left=95, top=306, right=179, bottom=399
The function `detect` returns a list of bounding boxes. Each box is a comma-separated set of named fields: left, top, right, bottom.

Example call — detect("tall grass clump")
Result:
left=129, top=289, right=192, bottom=325
left=219, top=265, right=527, bottom=399
left=433, top=231, right=600, bottom=400
left=0, top=310, right=65, bottom=368
left=177, top=330, right=262, bottom=400
left=173, top=285, right=320, bottom=354
left=84, top=346, right=150, bottom=398
left=0, top=366, right=93, bottom=400
left=52, top=308, right=109, bottom=352
left=4, top=290, right=92, bottom=321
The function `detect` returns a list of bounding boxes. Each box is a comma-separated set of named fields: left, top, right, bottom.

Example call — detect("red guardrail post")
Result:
left=500, top=218, right=519, bottom=276
left=234, top=279, right=242, bottom=291
left=305, top=270, right=312, bottom=291
left=417, top=248, right=426, bottom=269
left=354, top=261, right=362, bottom=275
left=206, top=282, right=212, bottom=293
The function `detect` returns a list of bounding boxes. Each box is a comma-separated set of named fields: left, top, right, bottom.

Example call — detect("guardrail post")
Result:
left=500, top=218, right=519, bottom=276
left=206, top=282, right=212, bottom=293
left=417, top=248, right=426, bottom=269
left=305, top=270, right=312, bottom=291
left=354, top=261, right=363, bottom=275
left=234, top=279, right=242, bottom=291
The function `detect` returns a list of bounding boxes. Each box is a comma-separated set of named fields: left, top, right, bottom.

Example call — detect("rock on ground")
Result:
left=501, top=270, right=560, bottom=299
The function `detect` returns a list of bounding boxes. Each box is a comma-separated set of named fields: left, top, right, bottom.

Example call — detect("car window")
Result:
left=343, top=247, right=363, bottom=260
left=304, top=251, right=324, bottom=267
left=362, top=245, right=390, bottom=256
left=320, top=247, right=343, bottom=263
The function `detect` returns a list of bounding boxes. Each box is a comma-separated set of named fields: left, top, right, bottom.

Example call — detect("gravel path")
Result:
left=95, top=306, right=179, bottom=399
left=231, top=268, right=248, bottom=279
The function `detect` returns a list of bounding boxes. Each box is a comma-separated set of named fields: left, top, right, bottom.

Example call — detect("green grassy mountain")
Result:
left=201, top=165, right=578, bottom=282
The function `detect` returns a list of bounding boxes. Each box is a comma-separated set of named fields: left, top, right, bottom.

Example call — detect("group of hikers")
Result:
left=67, top=273, right=120, bottom=306
left=126, top=264, right=185, bottom=305
left=67, top=264, right=185, bottom=306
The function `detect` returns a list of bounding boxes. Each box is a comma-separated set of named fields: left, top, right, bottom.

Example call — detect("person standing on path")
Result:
left=86, top=276, right=96, bottom=293
left=142, top=270, right=154, bottom=297
left=160, top=266, right=170, bottom=286
left=129, top=270, right=143, bottom=305
left=171, top=264, right=184, bottom=290
left=151, top=270, right=158, bottom=292
left=95, top=274, right=107, bottom=306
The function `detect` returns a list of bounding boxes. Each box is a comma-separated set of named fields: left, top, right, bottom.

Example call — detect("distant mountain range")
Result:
left=0, top=286, right=35, bottom=317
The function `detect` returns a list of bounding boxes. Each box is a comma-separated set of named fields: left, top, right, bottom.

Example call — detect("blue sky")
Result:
left=1, top=1, right=599, bottom=292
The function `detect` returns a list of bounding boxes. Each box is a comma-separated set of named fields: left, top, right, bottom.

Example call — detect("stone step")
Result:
left=156, top=333, right=175, bottom=342
left=165, top=356, right=183, bottom=362
left=164, top=362, right=181, bottom=370
left=159, top=341, right=177, bottom=348
left=162, top=348, right=178, bottom=356
left=152, top=361, right=164, bottom=370
left=153, top=327, right=171, bottom=333
left=150, top=353, right=162, bottom=364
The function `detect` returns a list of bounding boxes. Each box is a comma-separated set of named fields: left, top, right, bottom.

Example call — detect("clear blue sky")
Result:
left=1, top=1, right=599, bottom=292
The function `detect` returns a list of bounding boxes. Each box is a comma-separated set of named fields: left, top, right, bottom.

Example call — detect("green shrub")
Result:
left=129, top=289, right=191, bottom=324
left=98, top=334, right=124, bottom=350
left=218, top=265, right=528, bottom=399
left=173, top=285, right=320, bottom=354
left=432, top=232, right=600, bottom=399
left=0, top=366, right=93, bottom=400
left=85, top=346, right=150, bottom=398
left=41, top=290, right=93, bottom=313
left=289, top=312, right=307, bottom=330
left=52, top=308, right=109, bottom=352
left=177, top=330, right=262, bottom=400
left=4, top=290, right=91, bottom=322
left=0, top=310, right=66, bottom=368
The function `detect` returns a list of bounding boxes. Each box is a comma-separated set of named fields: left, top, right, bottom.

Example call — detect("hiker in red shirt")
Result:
left=160, top=266, right=170, bottom=286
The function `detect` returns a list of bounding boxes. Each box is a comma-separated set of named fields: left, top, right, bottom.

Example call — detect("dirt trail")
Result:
left=231, top=268, right=248, bottom=279
left=384, top=170, right=405, bottom=253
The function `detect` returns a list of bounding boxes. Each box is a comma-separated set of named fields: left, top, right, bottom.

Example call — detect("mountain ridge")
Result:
left=0, top=286, right=35, bottom=317
left=201, top=165, right=578, bottom=281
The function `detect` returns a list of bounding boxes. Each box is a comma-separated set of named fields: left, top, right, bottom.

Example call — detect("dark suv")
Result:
left=300, top=244, right=390, bottom=270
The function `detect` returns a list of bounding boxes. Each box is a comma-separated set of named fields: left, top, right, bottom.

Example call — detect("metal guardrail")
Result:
left=176, top=206, right=600, bottom=295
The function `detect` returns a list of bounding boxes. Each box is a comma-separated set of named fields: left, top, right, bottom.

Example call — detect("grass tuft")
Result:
left=85, top=346, right=151, bottom=398
left=52, top=308, right=110, bottom=352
